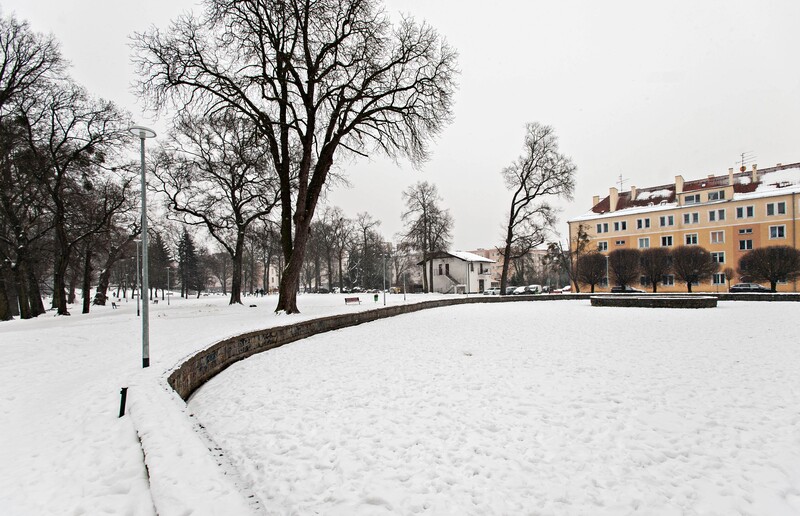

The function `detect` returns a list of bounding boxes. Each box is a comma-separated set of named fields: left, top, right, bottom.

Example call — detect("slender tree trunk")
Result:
left=652, top=281, right=658, bottom=293
left=13, top=265, right=31, bottom=319
left=687, top=282, right=693, bottom=293
left=81, top=245, right=92, bottom=314
left=25, top=262, right=45, bottom=316
left=0, top=267, right=13, bottom=321
left=229, top=232, right=246, bottom=305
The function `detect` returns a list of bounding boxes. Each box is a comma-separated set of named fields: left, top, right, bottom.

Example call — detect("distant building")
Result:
left=469, top=247, right=550, bottom=288
left=568, top=162, right=800, bottom=292
left=419, top=251, right=495, bottom=293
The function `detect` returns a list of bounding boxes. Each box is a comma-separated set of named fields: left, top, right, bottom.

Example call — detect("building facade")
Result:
left=420, top=251, right=496, bottom=293
left=568, top=162, right=800, bottom=292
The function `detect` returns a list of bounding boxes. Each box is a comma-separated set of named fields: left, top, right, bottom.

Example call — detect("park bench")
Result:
left=344, top=296, right=361, bottom=305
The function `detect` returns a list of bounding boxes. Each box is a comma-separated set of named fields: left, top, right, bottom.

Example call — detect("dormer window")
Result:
left=685, top=194, right=700, bottom=204
left=707, top=190, right=725, bottom=201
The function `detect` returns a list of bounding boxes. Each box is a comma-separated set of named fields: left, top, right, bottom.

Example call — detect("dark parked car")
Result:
left=610, top=285, right=645, bottom=293
left=729, top=283, right=771, bottom=293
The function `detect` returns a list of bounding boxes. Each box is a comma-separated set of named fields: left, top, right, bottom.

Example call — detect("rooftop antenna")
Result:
left=739, top=151, right=756, bottom=171
left=616, top=173, right=629, bottom=191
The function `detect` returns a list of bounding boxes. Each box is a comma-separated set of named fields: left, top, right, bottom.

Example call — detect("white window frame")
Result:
left=614, top=221, right=627, bottom=232
left=708, top=191, right=725, bottom=201
left=738, top=228, right=753, bottom=234
left=638, top=237, right=650, bottom=249
left=598, top=241, right=608, bottom=252
left=712, top=272, right=726, bottom=285
left=767, top=201, right=787, bottom=216
left=711, top=252, right=725, bottom=264
left=683, top=212, right=699, bottom=224
left=685, top=233, right=698, bottom=245
left=710, top=230, right=725, bottom=244
left=770, top=225, right=786, bottom=239
left=662, top=274, right=675, bottom=286
left=685, top=193, right=700, bottom=205
left=661, top=235, right=673, bottom=247
left=596, top=222, right=608, bottom=234
left=659, top=215, right=675, bottom=227
left=636, top=218, right=650, bottom=229
left=736, top=205, right=755, bottom=219
left=708, top=209, right=725, bottom=222
left=615, top=240, right=625, bottom=246
left=739, top=239, right=753, bottom=251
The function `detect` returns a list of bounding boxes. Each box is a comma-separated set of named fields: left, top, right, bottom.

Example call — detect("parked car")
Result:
left=729, top=283, right=771, bottom=293
left=512, top=286, right=527, bottom=295
left=504, top=286, right=517, bottom=295
left=525, top=284, right=542, bottom=294
left=482, top=287, right=500, bottom=295
left=610, top=285, right=645, bottom=293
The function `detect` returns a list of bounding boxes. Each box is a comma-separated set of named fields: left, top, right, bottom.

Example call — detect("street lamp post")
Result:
left=129, top=125, right=156, bottom=368
left=134, top=240, right=141, bottom=316
left=382, top=252, right=387, bottom=306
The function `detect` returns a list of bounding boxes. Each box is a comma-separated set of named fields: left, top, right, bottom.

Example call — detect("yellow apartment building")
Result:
left=567, top=162, right=800, bottom=292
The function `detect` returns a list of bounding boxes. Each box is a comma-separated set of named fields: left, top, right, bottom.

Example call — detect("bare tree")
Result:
left=639, top=247, right=671, bottom=293
left=545, top=224, right=589, bottom=293
left=500, top=123, right=576, bottom=294
left=608, top=249, right=641, bottom=288
left=723, top=266, right=735, bottom=290
left=154, top=111, right=279, bottom=305
left=671, top=246, right=718, bottom=293
left=576, top=252, right=606, bottom=293
left=737, top=246, right=800, bottom=292
left=134, top=0, right=458, bottom=313
left=401, top=181, right=452, bottom=292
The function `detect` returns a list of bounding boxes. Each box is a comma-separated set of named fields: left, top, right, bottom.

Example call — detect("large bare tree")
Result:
left=133, top=0, right=458, bottom=313
left=500, top=123, right=575, bottom=294
left=639, top=247, right=672, bottom=293
left=608, top=248, right=641, bottom=289
left=671, top=246, right=718, bottom=293
left=153, top=111, right=279, bottom=304
left=401, top=181, right=452, bottom=292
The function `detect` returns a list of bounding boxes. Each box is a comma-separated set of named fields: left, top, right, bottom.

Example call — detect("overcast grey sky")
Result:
left=4, top=0, right=799, bottom=250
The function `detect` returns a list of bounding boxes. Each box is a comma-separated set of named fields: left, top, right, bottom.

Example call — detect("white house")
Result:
left=420, top=251, right=496, bottom=293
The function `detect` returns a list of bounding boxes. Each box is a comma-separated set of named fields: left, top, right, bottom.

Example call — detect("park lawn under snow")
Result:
left=0, top=292, right=442, bottom=516
left=189, top=301, right=800, bottom=516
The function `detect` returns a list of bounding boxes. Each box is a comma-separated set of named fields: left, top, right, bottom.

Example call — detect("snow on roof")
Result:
left=636, top=189, right=672, bottom=201
left=755, top=169, right=800, bottom=192
left=568, top=201, right=679, bottom=222
left=448, top=251, right=495, bottom=263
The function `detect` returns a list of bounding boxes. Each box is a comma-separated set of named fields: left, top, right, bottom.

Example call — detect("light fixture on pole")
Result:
left=165, top=266, right=171, bottom=305
left=129, top=125, right=156, bottom=368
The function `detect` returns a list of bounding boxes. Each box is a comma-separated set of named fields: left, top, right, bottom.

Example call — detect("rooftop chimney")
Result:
left=609, top=187, right=619, bottom=212
left=592, top=195, right=600, bottom=207
left=728, top=167, right=734, bottom=186
left=751, top=164, right=758, bottom=183
left=630, top=185, right=637, bottom=200
left=675, top=175, right=684, bottom=195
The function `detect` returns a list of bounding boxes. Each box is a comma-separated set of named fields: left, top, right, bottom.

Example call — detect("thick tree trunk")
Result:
left=687, top=282, right=693, bottom=293
left=652, top=282, right=658, bottom=293
left=13, top=265, right=31, bottom=319
left=0, top=267, right=13, bottom=321
left=25, top=263, right=45, bottom=316
left=81, top=246, right=92, bottom=314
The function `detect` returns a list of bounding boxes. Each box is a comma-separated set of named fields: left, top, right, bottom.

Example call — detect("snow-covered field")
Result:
left=2, top=295, right=799, bottom=515
left=189, top=301, right=800, bottom=515
left=0, top=292, right=442, bottom=516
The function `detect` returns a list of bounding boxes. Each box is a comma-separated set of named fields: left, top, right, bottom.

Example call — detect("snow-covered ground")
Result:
left=188, top=301, right=800, bottom=515
left=0, top=292, right=443, bottom=516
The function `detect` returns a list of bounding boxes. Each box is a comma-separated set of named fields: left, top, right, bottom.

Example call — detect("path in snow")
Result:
left=189, top=301, right=800, bottom=515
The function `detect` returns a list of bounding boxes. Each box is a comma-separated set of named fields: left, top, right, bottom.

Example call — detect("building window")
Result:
left=438, top=264, right=443, bottom=275
left=659, top=215, right=675, bottom=227
left=596, top=222, right=609, bottom=234
left=685, top=193, right=700, bottom=204
left=636, top=218, right=650, bottom=229
left=770, top=225, right=786, bottom=239
left=662, top=274, right=675, bottom=286
left=638, top=237, right=650, bottom=249
left=685, top=233, right=698, bottom=245
left=639, top=275, right=649, bottom=287
left=683, top=212, right=699, bottom=224
left=739, top=239, right=753, bottom=250
left=615, top=240, right=625, bottom=246
left=661, top=235, right=673, bottom=247
left=767, top=202, right=787, bottom=216
left=710, top=231, right=724, bottom=244
left=736, top=206, right=754, bottom=218
left=712, top=272, right=726, bottom=285
left=598, top=241, right=608, bottom=252
left=738, top=228, right=753, bottom=234
left=708, top=191, right=726, bottom=201
left=711, top=252, right=725, bottom=264
left=708, top=209, right=725, bottom=222
left=470, top=263, right=474, bottom=271
left=614, top=221, right=627, bottom=231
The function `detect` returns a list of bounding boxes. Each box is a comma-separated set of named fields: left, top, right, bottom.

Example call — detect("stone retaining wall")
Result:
left=591, top=296, right=717, bottom=308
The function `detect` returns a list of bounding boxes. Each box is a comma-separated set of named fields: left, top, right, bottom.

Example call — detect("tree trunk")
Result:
left=229, top=232, right=246, bottom=305
left=13, top=265, right=31, bottom=319
left=770, top=280, right=777, bottom=292
left=0, top=267, right=13, bottom=321
left=687, top=282, right=693, bottom=293
left=25, top=262, right=45, bottom=316
left=81, top=245, right=93, bottom=314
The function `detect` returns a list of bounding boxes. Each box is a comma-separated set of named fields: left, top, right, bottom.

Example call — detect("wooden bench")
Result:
left=344, top=297, right=361, bottom=305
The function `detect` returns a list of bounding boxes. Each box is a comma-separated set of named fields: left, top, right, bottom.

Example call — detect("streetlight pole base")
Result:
left=142, top=358, right=150, bottom=368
